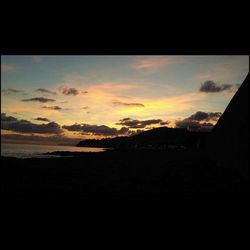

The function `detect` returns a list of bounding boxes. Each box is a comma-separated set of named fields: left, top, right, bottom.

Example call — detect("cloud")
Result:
left=112, top=101, right=144, bottom=107
left=21, top=97, right=56, bottom=103
left=175, top=111, right=222, bottom=128
left=116, top=118, right=165, bottom=128
left=1, top=133, right=82, bottom=146
left=34, top=117, right=50, bottom=122
left=1, top=64, right=17, bottom=72
left=41, top=106, right=62, bottom=110
left=59, top=86, right=79, bottom=96
left=116, top=95, right=132, bottom=99
left=2, top=88, right=24, bottom=95
left=36, top=88, right=56, bottom=95
left=131, top=56, right=177, bottom=73
left=4, top=88, right=22, bottom=93
left=128, top=129, right=144, bottom=136
left=175, top=120, right=201, bottom=128
left=62, top=123, right=130, bottom=136
left=188, top=111, right=222, bottom=121
left=33, top=56, right=41, bottom=63
left=82, top=106, right=89, bottom=109
left=199, top=80, right=232, bottom=93
left=81, top=91, right=88, bottom=94
left=1, top=113, right=18, bottom=122
left=1, top=113, right=63, bottom=134
left=201, top=122, right=214, bottom=127
left=160, top=121, right=170, bottom=125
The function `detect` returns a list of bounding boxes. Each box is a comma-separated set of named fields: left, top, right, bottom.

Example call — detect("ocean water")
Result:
left=1, top=143, right=107, bottom=158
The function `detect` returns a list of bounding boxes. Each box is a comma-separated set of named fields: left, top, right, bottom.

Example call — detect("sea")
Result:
left=1, top=143, right=107, bottom=158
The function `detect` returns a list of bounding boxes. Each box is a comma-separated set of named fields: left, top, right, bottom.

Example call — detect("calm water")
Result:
left=1, top=143, right=107, bottom=158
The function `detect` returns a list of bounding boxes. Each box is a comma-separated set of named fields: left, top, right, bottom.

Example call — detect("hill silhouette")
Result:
left=77, top=127, right=210, bottom=150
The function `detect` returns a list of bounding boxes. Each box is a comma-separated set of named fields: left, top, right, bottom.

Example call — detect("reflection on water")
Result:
left=1, top=143, right=107, bottom=158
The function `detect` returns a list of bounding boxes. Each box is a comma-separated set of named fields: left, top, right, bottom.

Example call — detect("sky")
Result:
left=1, top=55, right=249, bottom=145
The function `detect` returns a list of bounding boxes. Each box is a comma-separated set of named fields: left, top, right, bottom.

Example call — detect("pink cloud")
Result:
left=1, top=64, right=17, bottom=72
left=131, top=56, right=177, bottom=73
left=33, top=56, right=41, bottom=63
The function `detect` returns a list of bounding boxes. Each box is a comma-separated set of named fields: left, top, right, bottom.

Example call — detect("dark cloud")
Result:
left=41, top=106, right=62, bottom=110
left=62, top=123, right=129, bottom=136
left=81, top=91, right=88, bottom=94
left=175, top=120, right=201, bottom=128
left=201, top=122, right=214, bottom=127
left=6, top=88, right=22, bottom=93
left=1, top=113, right=62, bottom=134
left=1, top=133, right=82, bottom=145
left=1, top=113, right=18, bottom=122
left=116, top=118, right=163, bottom=128
left=128, top=129, right=144, bottom=136
left=175, top=111, right=222, bottom=128
left=112, top=101, right=144, bottom=107
left=160, top=121, right=170, bottom=126
left=34, top=117, right=50, bottom=122
left=188, top=111, right=222, bottom=121
left=82, top=106, right=89, bottom=109
left=59, top=87, right=79, bottom=96
left=21, top=97, right=56, bottom=103
left=36, top=88, right=57, bottom=95
left=200, top=80, right=232, bottom=93
left=2, top=88, right=23, bottom=95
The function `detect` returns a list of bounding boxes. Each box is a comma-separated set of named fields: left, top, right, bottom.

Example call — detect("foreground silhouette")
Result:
left=2, top=148, right=248, bottom=196
left=206, top=73, right=249, bottom=177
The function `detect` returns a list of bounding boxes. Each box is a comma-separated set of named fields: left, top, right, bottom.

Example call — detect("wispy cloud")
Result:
left=2, top=88, right=24, bottom=95
left=131, top=56, right=177, bottom=73
left=112, top=101, right=144, bottom=107
left=196, top=57, right=249, bottom=81
left=21, top=97, right=56, bottom=103
left=1, top=64, right=17, bottom=72
left=41, top=106, right=62, bottom=110
left=36, top=88, right=57, bottom=95
left=33, top=56, right=42, bottom=63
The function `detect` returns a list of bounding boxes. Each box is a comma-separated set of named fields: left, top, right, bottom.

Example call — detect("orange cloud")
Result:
left=7, top=107, right=33, bottom=112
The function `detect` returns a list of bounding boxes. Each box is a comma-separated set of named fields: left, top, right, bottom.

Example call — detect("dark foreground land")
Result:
left=1, top=149, right=249, bottom=196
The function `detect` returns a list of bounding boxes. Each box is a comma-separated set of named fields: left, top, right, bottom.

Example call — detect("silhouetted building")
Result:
left=206, top=73, right=249, bottom=176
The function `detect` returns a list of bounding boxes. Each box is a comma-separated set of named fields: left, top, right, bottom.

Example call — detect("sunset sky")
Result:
left=1, top=55, right=249, bottom=145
